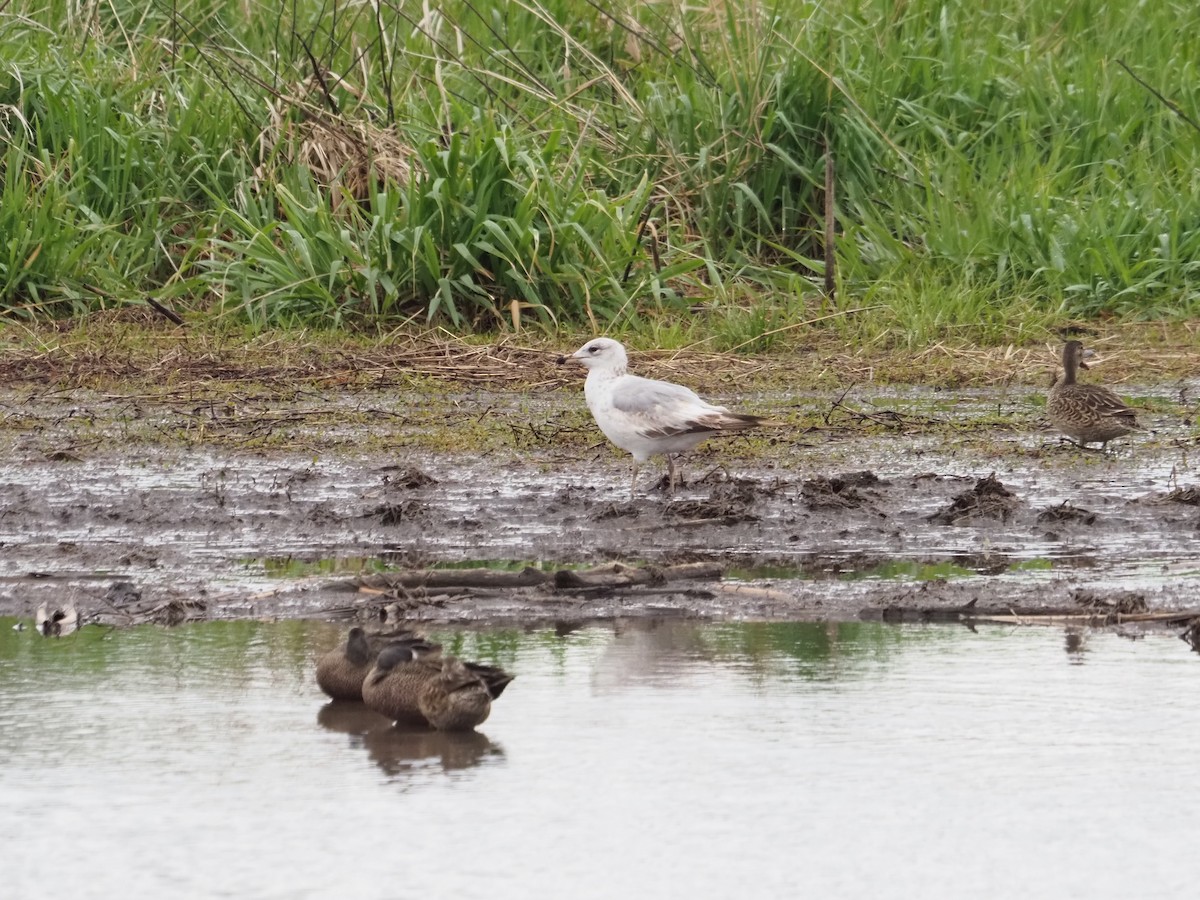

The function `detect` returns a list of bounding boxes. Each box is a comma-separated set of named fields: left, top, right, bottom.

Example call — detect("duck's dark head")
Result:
left=375, top=642, right=416, bottom=672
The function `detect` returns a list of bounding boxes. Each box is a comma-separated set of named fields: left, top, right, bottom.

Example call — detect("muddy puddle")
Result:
left=2, top=382, right=1199, bottom=627
left=2, top=618, right=1198, bottom=898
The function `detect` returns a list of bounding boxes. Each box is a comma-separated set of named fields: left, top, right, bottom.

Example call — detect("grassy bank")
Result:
left=2, top=0, right=1199, bottom=349
left=3, top=312, right=1196, bottom=392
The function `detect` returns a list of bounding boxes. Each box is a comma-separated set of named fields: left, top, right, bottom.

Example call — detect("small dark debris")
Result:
left=803, top=470, right=887, bottom=510
left=1162, top=486, right=1200, bottom=506
left=307, top=506, right=346, bottom=525
left=926, top=473, right=1019, bottom=525
left=591, top=503, right=640, bottom=521
left=283, top=467, right=318, bottom=486
left=695, top=468, right=775, bottom=493
left=383, top=467, right=438, bottom=490
left=835, top=470, right=886, bottom=488
left=105, top=581, right=142, bottom=607
left=373, top=500, right=428, bottom=525
left=148, top=598, right=207, bottom=626
left=708, top=477, right=769, bottom=505
left=1036, top=501, right=1097, bottom=526
left=1072, top=588, right=1148, bottom=615
left=551, top=485, right=596, bottom=507
left=665, top=499, right=758, bottom=524
left=1180, top=619, right=1200, bottom=653
left=876, top=604, right=974, bottom=624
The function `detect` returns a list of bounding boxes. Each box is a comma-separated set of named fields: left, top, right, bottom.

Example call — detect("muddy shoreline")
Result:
left=3, top=367, right=1200, bottom=632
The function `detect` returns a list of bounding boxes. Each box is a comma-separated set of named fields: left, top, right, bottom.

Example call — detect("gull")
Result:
left=560, top=337, right=777, bottom=497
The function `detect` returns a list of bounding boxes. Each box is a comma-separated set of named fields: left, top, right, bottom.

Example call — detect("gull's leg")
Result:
left=667, top=456, right=678, bottom=496
left=629, top=460, right=639, bottom=500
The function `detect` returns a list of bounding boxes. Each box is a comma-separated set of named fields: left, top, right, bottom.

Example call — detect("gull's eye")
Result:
left=588, top=345, right=600, bottom=354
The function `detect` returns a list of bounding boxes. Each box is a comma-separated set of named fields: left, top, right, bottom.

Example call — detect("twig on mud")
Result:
left=506, top=419, right=593, bottom=447
left=146, top=298, right=186, bottom=326
left=827, top=391, right=946, bottom=430
left=823, top=384, right=855, bottom=426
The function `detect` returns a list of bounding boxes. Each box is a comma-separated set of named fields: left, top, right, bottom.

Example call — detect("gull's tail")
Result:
left=687, top=411, right=785, bottom=435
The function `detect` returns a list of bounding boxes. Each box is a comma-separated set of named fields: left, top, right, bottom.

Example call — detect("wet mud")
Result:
left=2, top=379, right=1200, bottom=631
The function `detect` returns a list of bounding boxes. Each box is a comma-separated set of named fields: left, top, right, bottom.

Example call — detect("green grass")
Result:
left=2, top=0, right=1199, bottom=348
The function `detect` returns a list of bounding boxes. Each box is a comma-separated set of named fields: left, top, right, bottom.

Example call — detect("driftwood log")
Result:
left=325, top=561, right=727, bottom=622
left=868, top=602, right=1200, bottom=629
left=344, top=561, right=723, bottom=594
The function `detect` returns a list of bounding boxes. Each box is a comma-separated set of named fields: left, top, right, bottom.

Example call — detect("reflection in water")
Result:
left=363, top=726, right=502, bottom=779
left=1064, top=626, right=1090, bottom=663
left=316, top=701, right=388, bottom=736
left=2, top=617, right=1199, bottom=899
left=590, top=620, right=711, bottom=691
left=587, top=617, right=925, bottom=691
left=316, top=701, right=504, bottom=780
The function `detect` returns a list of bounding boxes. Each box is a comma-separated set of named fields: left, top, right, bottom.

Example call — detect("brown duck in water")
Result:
left=361, top=640, right=514, bottom=731
left=316, top=627, right=378, bottom=701
left=316, top=628, right=440, bottom=702
left=1047, top=340, right=1140, bottom=449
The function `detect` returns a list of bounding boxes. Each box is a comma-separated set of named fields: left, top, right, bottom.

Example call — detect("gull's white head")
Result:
left=568, top=337, right=627, bottom=372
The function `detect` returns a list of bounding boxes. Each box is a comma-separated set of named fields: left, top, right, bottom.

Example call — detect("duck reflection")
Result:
left=1063, top=627, right=1089, bottom=664
left=317, top=701, right=389, bottom=737
left=362, top=725, right=503, bottom=779
left=316, top=703, right=503, bottom=779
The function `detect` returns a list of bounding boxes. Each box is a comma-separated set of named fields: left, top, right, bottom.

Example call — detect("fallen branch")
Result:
left=355, top=567, right=548, bottom=591
left=553, top=562, right=723, bottom=589
left=710, top=583, right=794, bottom=603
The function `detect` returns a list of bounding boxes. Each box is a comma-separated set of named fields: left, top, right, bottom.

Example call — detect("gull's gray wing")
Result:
left=609, top=375, right=729, bottom=438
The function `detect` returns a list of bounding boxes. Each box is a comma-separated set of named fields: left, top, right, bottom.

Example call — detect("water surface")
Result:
left=1, top=619, right=1196, bottom=899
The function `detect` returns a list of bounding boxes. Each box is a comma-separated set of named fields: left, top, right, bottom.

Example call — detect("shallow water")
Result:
left=1, top=619, right=1197, bottom=899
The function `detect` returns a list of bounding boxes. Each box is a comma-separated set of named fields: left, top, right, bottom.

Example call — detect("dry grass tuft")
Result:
left=257, top=78, right=417, bottom=205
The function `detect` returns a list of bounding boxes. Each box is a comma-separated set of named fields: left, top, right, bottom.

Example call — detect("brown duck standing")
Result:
left=361, top=640, right=514, bottom=731
left=1047, top=340, right=1139, bottom=449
